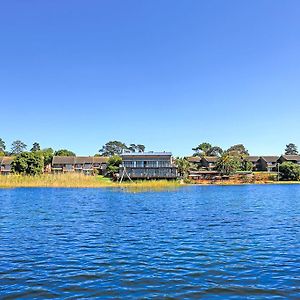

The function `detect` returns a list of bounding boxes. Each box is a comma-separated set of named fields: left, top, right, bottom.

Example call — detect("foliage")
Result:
left=99, top=141, right=128, bottom=156
left=216, top=153, right=241, bottom=175
left=106, top=155, right=122, bottom=177
left=192, top=142, right=223, bottom=157
left=226, top=144, right=249, bottom=156
left=54, top=149, right=76, bottom=156
left=128, top=144, right=145, bottom=153
left=31, top=142, right=41, bottom=152
left=40, top=148, right=54, bottom=166
left=240, top=160, right=253, bottom=171
left=11, top=140, right=27, bottom=155
left=11, top=152, right=44, bottom=175
left=0, top=138, right=5, bottom=153
left=285, top=143, right=298, bottom=155
left=175, top=157, right=190, bottom=178
left=279, top=162, right=300, bottom=181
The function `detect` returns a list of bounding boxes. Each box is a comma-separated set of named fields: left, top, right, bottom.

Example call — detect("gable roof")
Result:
left=280, top=155, right=300, bottom=161
left=202, top=156, right=219, bottom=163
left=186, top=156, right=201, bottom=163
left=244, top=156, right=260, bottom=162
left=260, top=156, right=279, bottom=163
left=0, top=156, right=13, bottom=165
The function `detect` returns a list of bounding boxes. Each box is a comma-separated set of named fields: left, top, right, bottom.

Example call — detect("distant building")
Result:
left=52, top=156, right=108, bottom=175
left=244, top=156, right=260, bottom=171
left=186, top=156, right=219, bottom=170
left=200, top=156, right=219, bottom=170
left=0, top=157, right=13, bottom=175
left=257, top=156, right=279, bottom=172
left=119, top=152, right=177, bottom=179
left=277, top=155, right=300, bottom=165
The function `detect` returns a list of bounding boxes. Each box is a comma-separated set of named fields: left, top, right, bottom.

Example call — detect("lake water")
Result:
left=0, top=185, right=299, bottom=299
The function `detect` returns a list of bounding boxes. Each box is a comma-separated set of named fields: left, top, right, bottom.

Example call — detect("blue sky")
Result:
left=1, top=0, right=300, bottom=156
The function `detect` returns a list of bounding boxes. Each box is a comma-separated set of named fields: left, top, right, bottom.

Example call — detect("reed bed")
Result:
left=0, top=173, right=181, bottom=190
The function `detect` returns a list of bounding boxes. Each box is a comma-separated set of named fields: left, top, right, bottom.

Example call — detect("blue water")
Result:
left=0, top=185, right=299, bottom=299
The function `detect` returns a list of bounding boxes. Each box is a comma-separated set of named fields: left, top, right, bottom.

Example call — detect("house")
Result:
left=119, top=152, right=177, bottom=179
left=0, top=157, right=13, bottom=175
left=186, top=156, right=202, bottom=169
left=52, top=156, right=108, bottom=174
left=244, top=156, right=260, bottom=171
left=277, top=155, right=300, bottom=165
left=201, top=156, right=219, bottom=170
left=257, top=156, right=279, bottom=172
left=52, top=156, right=76, bottom=173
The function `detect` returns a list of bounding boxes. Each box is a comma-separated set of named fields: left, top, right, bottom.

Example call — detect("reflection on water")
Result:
left=0, top=185, right=299, bottom=299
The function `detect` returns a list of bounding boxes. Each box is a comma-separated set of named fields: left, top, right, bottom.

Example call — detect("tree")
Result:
left=11, top=152, right=44, bottom=175
left=216, top=153, right=241, bottom=175
left=285, top=143, right=298, bottom=155
left=192, top=142, right=212, bottom=156
left=207, top=146, right=223, bottom=157
left=279, top=162, right=300, bottom=181
left=40, top=148, right=54, bottom=166
left=11, top=140, right=27, bottom=155
left=192, top=142, right=223, bottom=157
left=226, top=144, right=249, bottom=156
left=54, top=149, right=76, bottom=156
left=128, top=143, right=146, bottom=153
left=31, top=142, right=41, bottom=152
left=175, top=157, right=190, bottom=178
left=106, top=155, right=122, bottom=177
left=0, top=138, right=5, bottom=153
left=241, top=160, right=253, bottom=171
left=99, top=141, right=128, bottom=156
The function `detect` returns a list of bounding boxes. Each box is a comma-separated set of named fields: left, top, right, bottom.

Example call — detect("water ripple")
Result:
left=0, top=185, right=299, bottom=299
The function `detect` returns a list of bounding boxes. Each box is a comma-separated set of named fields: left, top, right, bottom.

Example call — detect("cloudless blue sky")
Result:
left=1, top=0, right=300, bottom=156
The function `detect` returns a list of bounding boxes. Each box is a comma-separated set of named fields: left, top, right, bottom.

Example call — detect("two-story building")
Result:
left=52, top=156, right=108, bottom=174
left=243, top=156, right=260, bottom=171
left=277, top=155, right=300, bottom=165
left=257, top=156, right=279, bottom=172
left=119, top=152, right=177, bottom=179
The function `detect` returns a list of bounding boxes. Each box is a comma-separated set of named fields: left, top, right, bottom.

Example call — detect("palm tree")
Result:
left=175, top=157, right=191, bottom=178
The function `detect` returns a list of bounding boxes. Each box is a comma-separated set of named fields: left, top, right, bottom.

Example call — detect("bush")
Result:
left=279, top=162, right=300, bottom=181
left=11, top=152, right=44, bottom=175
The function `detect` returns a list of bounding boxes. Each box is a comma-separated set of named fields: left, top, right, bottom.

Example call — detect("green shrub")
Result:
left=279, top=162, right=300, bottom=181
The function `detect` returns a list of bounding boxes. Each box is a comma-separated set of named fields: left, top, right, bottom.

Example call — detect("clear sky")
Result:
left=1, top=0, right=300, bottom=156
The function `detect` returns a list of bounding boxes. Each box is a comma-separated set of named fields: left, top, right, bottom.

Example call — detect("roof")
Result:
left=52, top=156, right=76, bottom=164
left=0, top=156, right=13, bottom=165
left=186, top=156, right=201, bottom=163
left=121, top=151, right=172, bottom=156
left=260, top=156, right=279, bottom=162
left=202, top=156, right=219, bottom=162
left=121, top=152, right=172, bottom=159
left=52, top=156, right=109, bottom=165
left=93, top=156, right=109, bottom=163
left=280, top=155, right=300, bottom=161
left=75, top=156, right=94, bottom=164
left=244, top=156, right=260, bottom=162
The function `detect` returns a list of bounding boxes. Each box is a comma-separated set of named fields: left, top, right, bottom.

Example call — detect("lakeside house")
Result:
left=119, top=152, right=177, bottom=180
left=187, top=156, right=218, bottom=170
left=52, top=156, right=108, bottom=175
left=244, top=156, right=260, bottom=171
left=256, top=156, right=279, bottom=172
left=0, top=157, right=13, bottom=175
left=278, top=155, right=300, bottom=165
